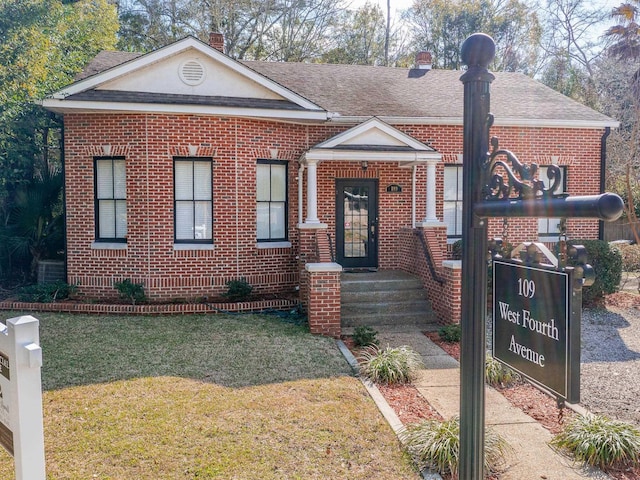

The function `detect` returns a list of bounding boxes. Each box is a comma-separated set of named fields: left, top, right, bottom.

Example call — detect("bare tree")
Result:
left=406, top=0, right=540, bottom=72
left=603, top=1, right=640, bottom=242
left=538, top=0, right=610, bottom=106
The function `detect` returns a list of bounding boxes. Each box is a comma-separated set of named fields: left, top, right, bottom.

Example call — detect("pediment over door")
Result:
left=303, top=117, right=441, bottom=167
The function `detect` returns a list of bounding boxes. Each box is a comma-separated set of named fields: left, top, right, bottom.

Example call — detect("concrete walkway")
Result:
left=362, top=326, right=611, bottom=480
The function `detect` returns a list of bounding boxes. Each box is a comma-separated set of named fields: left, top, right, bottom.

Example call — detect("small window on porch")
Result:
left=443, top=164, right=463, bottom=240
left=538, top=165, right=567, bottom=241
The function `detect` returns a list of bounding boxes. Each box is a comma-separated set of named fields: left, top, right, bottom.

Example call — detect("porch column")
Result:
left=419, top=158, right=442, bottom=226
left=305, top=159, right=320, bottom=224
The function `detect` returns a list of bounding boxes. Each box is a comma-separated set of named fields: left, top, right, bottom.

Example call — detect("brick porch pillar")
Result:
left=297, top=223, right=328, bottom=310
left=305, top=262, right=342, bottom=338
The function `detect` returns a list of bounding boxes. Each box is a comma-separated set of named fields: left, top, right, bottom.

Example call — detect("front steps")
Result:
left=341, top=270, right=437, bottom=329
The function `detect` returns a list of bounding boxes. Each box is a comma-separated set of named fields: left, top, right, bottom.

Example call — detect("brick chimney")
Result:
left=416, top=51, right=432, bottom=70
left=209, top=32, right=224, bottom=52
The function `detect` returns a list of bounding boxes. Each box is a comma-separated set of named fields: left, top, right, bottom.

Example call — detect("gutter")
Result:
left=328, top=115, right=620, bottom=130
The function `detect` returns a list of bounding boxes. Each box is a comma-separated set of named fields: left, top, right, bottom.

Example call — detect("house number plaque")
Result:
left=492, top=259, right=579, bottom=403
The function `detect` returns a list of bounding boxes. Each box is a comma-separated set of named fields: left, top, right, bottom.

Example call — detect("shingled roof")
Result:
left=71, top=47, right=615, bottom=127
left=244, top=61, right=615, bottom=126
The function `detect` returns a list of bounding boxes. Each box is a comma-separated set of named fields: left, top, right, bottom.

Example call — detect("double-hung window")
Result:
left=538, top=165, right=567, bottom=240
left=443, top=164, right=463, bottom=240
left=257, top=160, right=287, bottom=242
left=174, top=158, right=213, bottom=243
left=95, top=157, right=127, bottom=241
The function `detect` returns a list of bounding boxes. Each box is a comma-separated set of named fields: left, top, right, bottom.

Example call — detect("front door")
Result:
left=336, top=179, right=378, bottom=269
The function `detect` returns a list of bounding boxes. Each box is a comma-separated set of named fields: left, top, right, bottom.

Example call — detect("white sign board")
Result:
left=0, top=316, right=46, bottom=479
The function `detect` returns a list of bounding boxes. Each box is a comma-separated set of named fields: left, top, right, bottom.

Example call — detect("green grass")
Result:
left=0, top=312, right=419, bottom=479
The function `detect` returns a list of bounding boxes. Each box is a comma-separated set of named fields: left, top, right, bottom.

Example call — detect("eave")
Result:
left=329, top=115, right=620, bottom=129
left=39, top=98, right=329, bottom=122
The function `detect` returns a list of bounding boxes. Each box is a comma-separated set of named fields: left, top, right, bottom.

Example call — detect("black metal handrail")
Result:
left=415, top=230, right=445, bottom=285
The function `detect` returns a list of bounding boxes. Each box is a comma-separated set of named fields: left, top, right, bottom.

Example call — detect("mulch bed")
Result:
left=345, top=326, right=640, bottom=480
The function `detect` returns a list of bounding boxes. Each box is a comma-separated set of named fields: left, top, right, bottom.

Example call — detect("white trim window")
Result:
left=94, top=157, right=127, bottom=241
left=443, top=164, right=463, bottom=239
left=257, top=160, right=287, bottom=242
left=174, top=157, right=213, bottom=243
left=538, top=165, right=567, bottom=240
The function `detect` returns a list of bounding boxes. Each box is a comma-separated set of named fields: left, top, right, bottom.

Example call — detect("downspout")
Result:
left=298, top=162, right=305, bottom=225
left=235, top=119, right=240, bottom=277
left=599, top=127, right=611, bottom=240
left=60, top=116, right=68, bottom=281
left=412, top=164, right=417, bottom=228
left=146, top=115, right=151, bottom=284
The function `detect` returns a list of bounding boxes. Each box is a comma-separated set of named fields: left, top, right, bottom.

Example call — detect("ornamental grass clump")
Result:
left=551, top=413, right=640, bottom=470
left=485, top=354, right=518, bottom=387
left=400, top=416, right=511, bottom=477
left=358, top=345, right=424, bottom=385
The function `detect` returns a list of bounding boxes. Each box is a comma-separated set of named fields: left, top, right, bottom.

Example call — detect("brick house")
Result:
left=42, top=35, right=617, bottom=337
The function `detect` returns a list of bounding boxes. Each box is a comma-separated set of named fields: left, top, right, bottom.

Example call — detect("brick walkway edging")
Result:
left=0, top=299, right=300, bottom=315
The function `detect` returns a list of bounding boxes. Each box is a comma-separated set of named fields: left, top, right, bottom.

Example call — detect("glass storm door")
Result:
left=336, top=179, right=378, bottom=269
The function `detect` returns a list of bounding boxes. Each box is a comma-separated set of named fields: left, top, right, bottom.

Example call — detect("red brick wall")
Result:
left=305, top=266, right=341, bottom=338
left=65, top=114, right=307, bottom=300
left=63, top=113, right=605, bottom=303
left=396, top=225, right=462, bottom=324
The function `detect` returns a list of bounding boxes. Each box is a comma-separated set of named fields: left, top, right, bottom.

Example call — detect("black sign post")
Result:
left=459, top=33, right=495, bottom=480
left=458, top=33, right=623, bottom=479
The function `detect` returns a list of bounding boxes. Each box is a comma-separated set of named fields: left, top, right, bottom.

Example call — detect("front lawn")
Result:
left=0, top=312, right=418, bottom=479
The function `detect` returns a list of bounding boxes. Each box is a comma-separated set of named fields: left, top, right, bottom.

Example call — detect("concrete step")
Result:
left=340, top=270, right=436, bottom=328
left=341, top=288, right=428, bottom=304
left=341, top=300, right=431, bottom=316
left=342, top=311, right=436, bottom=327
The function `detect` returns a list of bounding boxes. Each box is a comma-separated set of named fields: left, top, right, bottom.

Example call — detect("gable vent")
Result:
left=179, top=59, right=206, bottom=86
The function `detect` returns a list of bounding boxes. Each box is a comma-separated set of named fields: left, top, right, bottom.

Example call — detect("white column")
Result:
left=423, top=158, right=440, bottom=224
left=305, top=159, right=320, bottom=224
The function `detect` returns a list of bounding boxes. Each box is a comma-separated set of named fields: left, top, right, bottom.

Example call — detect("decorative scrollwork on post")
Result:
left=483, top=136, right=565, bottom=201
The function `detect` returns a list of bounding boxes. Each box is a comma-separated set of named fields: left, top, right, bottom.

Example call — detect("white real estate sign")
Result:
left=0, top=315, right=45, bottom=479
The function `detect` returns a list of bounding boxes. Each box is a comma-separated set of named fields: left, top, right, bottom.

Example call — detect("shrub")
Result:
left=438, top=323, right=461, bottom=343
left=615, top=243, right=640, bottom=272
left=16, top=281, right=76, bottom=303
left=351, top=325, right=379, bottom=347
left=551, top=414, right=640, bottom=470
left=485, top=354, right=518, bottom=387
left=358, top=345, right=424, bottom=385
left=568, top=240, right=622, bottom=306
left=400, top=416, right=511, bottom=477
left=222, top=278, right=253, bottom=301
left=114, top=279, right=146, bottom=305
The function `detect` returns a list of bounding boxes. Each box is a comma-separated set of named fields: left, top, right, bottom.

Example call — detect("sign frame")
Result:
left=492, top=258, right=580, bottom=404
left=0, top=315, right=46, bottom=480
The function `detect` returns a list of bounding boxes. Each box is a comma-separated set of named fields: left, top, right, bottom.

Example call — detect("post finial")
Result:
left=461, top=33, right=496, bottom=68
